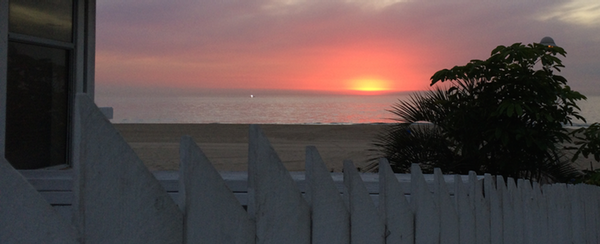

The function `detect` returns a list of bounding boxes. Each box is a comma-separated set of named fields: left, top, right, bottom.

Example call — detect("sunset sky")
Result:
left=95, top=0, right=600, bottom=95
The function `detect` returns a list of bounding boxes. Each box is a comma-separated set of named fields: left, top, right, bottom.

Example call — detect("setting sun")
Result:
left=348, top=78, right=390, bottom=92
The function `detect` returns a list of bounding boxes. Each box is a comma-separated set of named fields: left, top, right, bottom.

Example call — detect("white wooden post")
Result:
left=485, top=174, right=502, bottom=244
left=519, top=179, right=535, bottom=244
left=473, top=176, right=491, bottom=244
left=410, top=164, right=439, bottom=244
left=379, top=158, right=414, bottom=244
left=305, top=146, right=349, bottom=244
left=248, top=125, right=310, bottom=244
left=508, top=178, right=523, bottom=243
left=454, top=174, right=475, bottom=244
left=433, top=168, right=459, bottom=244
left=179, top=136, right=255, bottom=244
left=498, top=177, right=515, bottom=244
left=72, top=94, right=182, bottom=244
left=344, top=161, right=386, bottom=244
left=533, top=183, right=550, bottom=243
left=0, top=159, right=78, bottom=243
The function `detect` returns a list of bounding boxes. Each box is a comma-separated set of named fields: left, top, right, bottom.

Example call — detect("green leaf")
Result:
left=376, top=41, right=584, bottom=183
left=495, top=128, right=502, bottom=139
left=515, top=104, right=523, bottom=116
left=507, top=104, right=514, bottom=117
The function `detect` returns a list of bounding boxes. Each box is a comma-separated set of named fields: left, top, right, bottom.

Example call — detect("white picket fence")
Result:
left=1, top=94, right=600, bottom=243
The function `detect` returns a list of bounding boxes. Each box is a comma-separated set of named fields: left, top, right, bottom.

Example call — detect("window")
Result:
left=9, top=0, right=73, bottom=42
left=5, top=0, right=75, bottom=169
left=6, top=42, right=71, bottom=169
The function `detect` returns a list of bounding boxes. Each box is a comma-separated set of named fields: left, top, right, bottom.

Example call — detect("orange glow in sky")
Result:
left=94, top=0, right=600, bottom=96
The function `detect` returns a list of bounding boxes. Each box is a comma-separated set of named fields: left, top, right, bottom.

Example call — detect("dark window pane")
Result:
left=9, top=0, right=73, bottom=42
left=6, top=42, right=70, bottom=169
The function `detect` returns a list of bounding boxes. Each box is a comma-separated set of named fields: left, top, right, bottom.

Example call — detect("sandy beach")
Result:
left=114, top=124, right=389, bottom=172
left=114, top=123, right=599, bottom=172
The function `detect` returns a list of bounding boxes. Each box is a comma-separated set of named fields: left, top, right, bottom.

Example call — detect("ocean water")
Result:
left=95, top=92, right=600, bottom=126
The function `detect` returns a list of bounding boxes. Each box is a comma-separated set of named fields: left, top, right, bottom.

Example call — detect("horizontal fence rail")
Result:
left=2, top=94, right=600, bottom=244
left=18, top=170, right=476, bottom=218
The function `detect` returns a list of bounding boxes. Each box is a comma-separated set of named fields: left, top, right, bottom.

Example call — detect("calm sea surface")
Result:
left=95, top=92, right=600, bottom=126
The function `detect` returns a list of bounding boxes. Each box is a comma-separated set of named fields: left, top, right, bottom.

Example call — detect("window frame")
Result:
left=1, top=0, right=96, bottom=168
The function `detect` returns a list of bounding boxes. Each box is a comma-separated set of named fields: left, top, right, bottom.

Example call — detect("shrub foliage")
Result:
left=373, top=43, right=588, bottom=182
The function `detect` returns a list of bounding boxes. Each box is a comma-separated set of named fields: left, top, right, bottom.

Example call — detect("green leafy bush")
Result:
left=372, top=43, right=587, bottom=182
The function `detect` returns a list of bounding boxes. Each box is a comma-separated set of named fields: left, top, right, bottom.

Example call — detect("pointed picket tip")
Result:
left=248, top=124, right=310, bottom=244
left=483, top=173, right=494, bottom=199
left=0, top=158, right=78, bottom=244
left=409, top=164, right=425, bottom=212
left=410, top=164, right=439, bottom=244
left=507, top=178, right=524, bottom=243
left=501, top=177, right=516, bottom=244
left=344, top=160, right=385, bottom=244
left=434, top=168, right=459, bottom=244
left=473, top=174, right=491, bottom=244
left=518, top=179, right=536, bottom=244
left=179, top=136, right=255, bottom=244
left=483, top=174, right=503, bottom=244
left=305, top=146, right=349, bottom=244
left=72, top=94, right=182, bottom=244
left=468, top=171, right=478, bottom=207
left=379, top=158, right=414, bottom=244
left=454, top=174, right=476, bottom=244
left=533, top=182, right=550, bottom=244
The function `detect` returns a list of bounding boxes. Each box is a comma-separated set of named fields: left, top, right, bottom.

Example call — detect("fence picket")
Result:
left=305, top=146, right=350, bottom=244
left=4, top=115, right=600, bottom=244
left=344, top=161, right=386, bottom=244
left=0, top=159, right=78, bottom=243
left=410, top=164, right=440, bottom=244
left=508, top=178, right=523, bottom=243
left=519, top=179, right=535, bottom=244
left=474, top=177, right=491, bottom=244
left=434, top=168, right=459, bottom=244
left=179, top=136, right=255, bottom=244
left=534, top=183, right=550, bottom=244
left=583, top=184, right=599, bottom=243
left=379, top=159, right=414, bottom=244
left=485, top=174, right=503, bottom=244
left=72, top=94, right=182, bottom=244
left=499, top=177, right=515, bottom=244
left=454, top=175, right=475, bottom=244
left=248, top=125, right=311, bottom=244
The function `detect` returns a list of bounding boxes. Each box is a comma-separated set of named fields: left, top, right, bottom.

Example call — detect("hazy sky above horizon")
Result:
left=95, top=0, right=600, bottom=95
